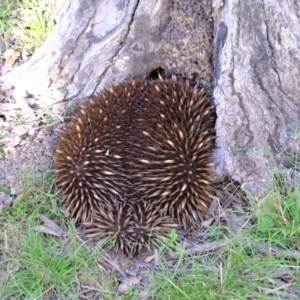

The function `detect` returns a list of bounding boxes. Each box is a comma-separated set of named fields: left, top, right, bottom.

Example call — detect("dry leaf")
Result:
left=154, top=249, right=160, bottom=266
left=12, top=125, right=31, bottom=137
left=1, top=49, right=19, bottom=75
left=118, top=283, right=130, bottom=293
left=0, top=136, right=21, bottom=148
left=6, top=175, right=17, bottom=185
left=33, top=225, right=63, bottom=237
left=3, top=49, right=19, bottom=62
left=13, top=192, right=25, bottom=205
left=10, top=187, right=17, bottom=196
left=144, top=255, right=155, bottom=263
left=122, top=275, right=141, bottom=286
left=34, top=214, right=64, bottom=237
left=201, top=217, right=214, bottom=227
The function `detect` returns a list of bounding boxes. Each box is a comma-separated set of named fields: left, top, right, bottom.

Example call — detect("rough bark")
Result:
left=0, top=0, right=214, bottom=109
left=1, top=0, right=299, bottom=196
left=212, top=0, right=300, bottom=195
left=1, top=0, right=170, bottom=109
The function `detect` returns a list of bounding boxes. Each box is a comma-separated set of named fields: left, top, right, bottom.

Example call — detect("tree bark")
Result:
left=212, top=0, right=300, bottom=194
left=1, top=0, right=170, bottom=109
left=0, top=0, right=214, bottom=108
left=1, top=0, right=299, bottom=196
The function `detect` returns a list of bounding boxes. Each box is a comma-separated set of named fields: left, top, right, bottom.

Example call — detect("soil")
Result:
left=0, top=118, right=60, bottom=211
left=0, top=0, right=245, bottom=291
left=0, top=89, right=248, bottom=298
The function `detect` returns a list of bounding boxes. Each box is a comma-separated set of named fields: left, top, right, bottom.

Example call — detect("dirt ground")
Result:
left=0, top=93, right=245, bottom=229
left=0, top=84, right=250, bottom=298
left=0, top=116, right=59, bottom=210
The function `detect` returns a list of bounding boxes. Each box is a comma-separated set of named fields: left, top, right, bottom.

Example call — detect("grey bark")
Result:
left=0, top=0, right=213, bottom=109
left=213, top=0, right=300, bottom=195
left=1, top=0, right=299, bottom=196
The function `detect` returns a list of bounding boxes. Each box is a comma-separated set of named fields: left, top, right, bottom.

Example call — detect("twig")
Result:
left=184, top=241, right=227, bottom=255
left=101, top=254, right=127, bottom=278
left=251, top=242, right=300, bottom=261
left=33, top=119, right=63, bottom=130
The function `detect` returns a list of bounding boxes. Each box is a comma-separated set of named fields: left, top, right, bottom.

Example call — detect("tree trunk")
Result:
left=212, top=0, right=300, bottom=194
left=1, top=0, right=299, bottom=196
left=1, top=0, right=214, bottom=109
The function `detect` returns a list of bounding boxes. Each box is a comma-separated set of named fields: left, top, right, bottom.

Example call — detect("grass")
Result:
left=15, top=0, right=56, bottom=53
left=153, top=150, right=300, bottom=300
left=2, top=163, right=299, bottom=299
left=0, top=1, right=299, bottom=298
left=0, top=0, right=56, bottom=58
left=255, top=180, right=300, bottom=250
left=0, top=159, right=299, bottom=297
left=0, top=167, right=112, bottom=299
left=150, top=230, right=300, bottom=299
left=2, top=226, right=86, bottom=298
left=147, top=161, right=300, bottom=299
left=0, top=0, right=15, bottom=51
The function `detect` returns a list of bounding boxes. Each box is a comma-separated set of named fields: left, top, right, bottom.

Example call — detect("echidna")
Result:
left=54, top=77, right=215, bottom=255
left=128, top=79, right=215, bottom=229
left=54, top=80, right=147, bottom=223
left=83, top=199, right=177, bottom=256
